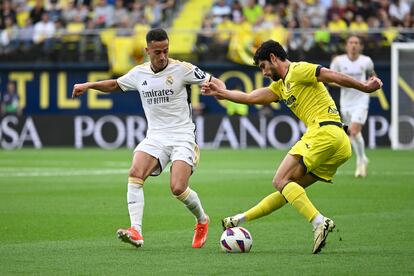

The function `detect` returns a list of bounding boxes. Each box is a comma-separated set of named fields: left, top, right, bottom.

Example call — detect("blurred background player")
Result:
left=1, top=81, right=21, bottom=116
left=72, top=28, right=225, bottom=249
left=330, top=35, right=376, bottom=178
left=202, top=40, right=382, bottom=254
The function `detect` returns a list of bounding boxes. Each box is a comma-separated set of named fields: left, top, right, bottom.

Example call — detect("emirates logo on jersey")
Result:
left=166, top=76, right=174, bottom=86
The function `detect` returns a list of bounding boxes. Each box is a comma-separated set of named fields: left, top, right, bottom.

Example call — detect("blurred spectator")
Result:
left=47, top=0, right=62, bottom=22
left=306, top=0, right=327, bottom=27
left=130, top=1, right=147, bottom=25
left=1, top=81, right=21, bottom=116
left=145, top=0, right=164, bottom=28
left=79, top=17, right=103, bottom=61
left=343, top=0, right=357, bottom=24
left=30, top=0, right=46, bottom=24
left=15, top=1, right=31, bottom=28
left=389, top=0, right=411, bottom=25
left=93, top=0, right=114, bottom=28
left=1, top=0, right=17, bottom=29
left=230, top=0, right=243, bottom=23
left=327, top=0, right=345, bottom=21
left=243, top=0, right=263, bottom=25
left=211, top=0, right=232, bottom=25
left=314, top=22, right=331, bottom=52
left=65, top=2, right=89, bottom=23
left=258, top=4, right=277, bottom=29
left=113, top=0, right=129, bottom=28
left=33, top=12, right=56, bottom=54
left=18, top=17, right=34, bottom=52
left=0, top=16, right=19, bottom=54
left=349, top=14, right=369, bottom=34
left=196, top=15, right=215, bottom=59
left=328, top=12, right=347, bottom=48
left=268, top=17, right=289, bottom=50
left=290, top=15, right=314, bottom=53
left=382, top=17, right=399, bottom=45
left=215, top=15, right=234, bottom=47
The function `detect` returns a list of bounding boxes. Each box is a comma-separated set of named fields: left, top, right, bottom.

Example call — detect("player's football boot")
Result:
left=192, top=214, right=209, bottom=248
left=221, top=216, right=240, bottom=230
left=117, top=227, right=144, bottom=248
left=312, top=217, right=335, bottom=254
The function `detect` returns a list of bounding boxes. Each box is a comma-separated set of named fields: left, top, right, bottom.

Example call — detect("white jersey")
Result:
left=117, top=58, right=210, bottom=137
left=330, top=54, right=374, bottom=110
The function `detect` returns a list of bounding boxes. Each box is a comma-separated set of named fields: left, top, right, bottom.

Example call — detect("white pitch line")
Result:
left=0, top=168, right=414, bottom=177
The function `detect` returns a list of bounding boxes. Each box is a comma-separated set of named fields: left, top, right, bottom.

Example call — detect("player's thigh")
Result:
left=133, top=137, right=170, bottom=177
left=273, top=153, right=306, bottom=190
left=311, top=126, right=352, bottom=182
left=130, top=150, right=160, bottom=180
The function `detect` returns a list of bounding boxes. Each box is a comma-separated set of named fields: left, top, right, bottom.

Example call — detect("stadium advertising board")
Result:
left=0, top=114, right=400, bottom=149
left=0, top=63, right=410, bottom=148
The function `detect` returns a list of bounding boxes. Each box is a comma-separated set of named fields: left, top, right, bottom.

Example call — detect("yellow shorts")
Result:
left=289, top=124, right=352, bottom=182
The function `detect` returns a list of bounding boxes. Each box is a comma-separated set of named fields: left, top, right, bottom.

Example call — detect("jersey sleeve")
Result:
left=117, top=67, right=139, bottom=92
left=330, top=57, right=339, bottom=72
left=181, top=62, right=211, bottom=85
left=366, top=57, right=375, bottom=77
left=268, top=80, right=282, bottom=100
left=292, top=62, right=321, bottom=83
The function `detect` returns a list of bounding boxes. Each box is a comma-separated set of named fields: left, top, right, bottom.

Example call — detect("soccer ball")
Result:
left=220, top=227, right=253, bottom=253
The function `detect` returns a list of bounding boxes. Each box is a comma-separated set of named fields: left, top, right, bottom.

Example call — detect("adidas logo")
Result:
left=142, top=80, right=147, bottom=86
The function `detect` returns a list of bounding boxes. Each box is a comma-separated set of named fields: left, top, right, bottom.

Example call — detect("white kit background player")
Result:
left=72, top=28, right=225, bottom=248
left=330, top=35, right=376, bottom=178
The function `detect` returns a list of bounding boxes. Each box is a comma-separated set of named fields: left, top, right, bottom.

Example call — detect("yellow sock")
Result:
left=281, top=182, right=319, bottom=222
left=244, top=192, right=287, bottom=221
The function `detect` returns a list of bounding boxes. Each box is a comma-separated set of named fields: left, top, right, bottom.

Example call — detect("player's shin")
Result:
left=281, top=182, right=319, bottom=222
left=244, top=191, right=287, bottom=221
left=127, top=177, right=145, bottom=234
left=175, top=187, right=207, bottom=223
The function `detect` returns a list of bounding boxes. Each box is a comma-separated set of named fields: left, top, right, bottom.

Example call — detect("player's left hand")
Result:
left=365, top=76, right=383, bottom=93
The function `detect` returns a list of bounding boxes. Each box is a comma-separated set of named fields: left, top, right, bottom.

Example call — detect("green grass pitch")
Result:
left=0, top=148, right=413, bottom=275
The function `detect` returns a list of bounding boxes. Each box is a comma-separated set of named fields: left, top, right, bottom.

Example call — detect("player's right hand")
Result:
left=72, top=83, right=89, bottom=98
left=365, top=76, right=383, bottom=93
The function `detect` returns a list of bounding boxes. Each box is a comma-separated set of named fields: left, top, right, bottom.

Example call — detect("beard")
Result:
left=270, top=67, right=280, bottom=81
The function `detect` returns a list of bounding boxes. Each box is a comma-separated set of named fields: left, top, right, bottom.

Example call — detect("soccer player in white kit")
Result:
left=72, top=28, right=225, bottom=248
left=330, top=35, right=375, bottom=178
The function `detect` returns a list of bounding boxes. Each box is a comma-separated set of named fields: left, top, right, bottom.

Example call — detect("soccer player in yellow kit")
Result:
left=202, top=40, right=382, bottom=254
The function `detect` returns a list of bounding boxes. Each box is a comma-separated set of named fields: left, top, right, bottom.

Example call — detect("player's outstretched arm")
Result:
left=72, top=79, right=121, bottom=98
left=317, top=67, right=382, bottom=93
left=201, top=82, right=278, bottom=105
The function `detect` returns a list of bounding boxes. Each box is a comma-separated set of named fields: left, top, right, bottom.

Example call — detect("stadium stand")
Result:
left=0, top=0, right=413, bottom=65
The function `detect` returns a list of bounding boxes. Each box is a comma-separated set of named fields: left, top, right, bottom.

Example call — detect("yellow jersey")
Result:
left=268, top=62, right=341, bottom=128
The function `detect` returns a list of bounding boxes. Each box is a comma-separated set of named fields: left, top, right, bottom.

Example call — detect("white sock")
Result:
left=176, top=188, right=207, bottom=223
left=127, top=183, right=144, bottom=234
left=234, top=213, right=246, bottom=223
left=352, top=132, right=367, bottom=165
left=311, top=214, right=324, bottom=229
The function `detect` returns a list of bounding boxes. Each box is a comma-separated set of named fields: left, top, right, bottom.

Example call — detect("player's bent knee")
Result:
left=272, top=176, right=286, bottom=192
left=170, top=185, right=187, bottom=196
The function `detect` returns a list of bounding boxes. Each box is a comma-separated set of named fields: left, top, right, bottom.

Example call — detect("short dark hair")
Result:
left=146, top=28, right=169, bottom=44
left=253, top=40, right=287, bottom=65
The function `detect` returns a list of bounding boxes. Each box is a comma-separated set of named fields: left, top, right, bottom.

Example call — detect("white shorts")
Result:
left=341, top=107, right=368, bottom=125
left=134, top=136, right=200, bottom=176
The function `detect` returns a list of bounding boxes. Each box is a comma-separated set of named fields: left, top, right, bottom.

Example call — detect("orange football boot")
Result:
left=117, top=227, right=144, bottom=248
left=192, top=215, right=209, bottom=248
